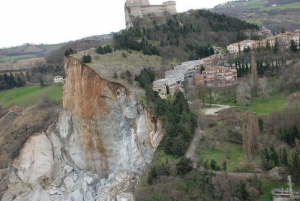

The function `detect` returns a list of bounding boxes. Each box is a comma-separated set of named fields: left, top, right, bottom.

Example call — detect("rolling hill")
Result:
left=212, top=0, right=300, bottom=31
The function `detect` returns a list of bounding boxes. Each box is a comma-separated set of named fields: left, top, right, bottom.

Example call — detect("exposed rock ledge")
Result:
left=2, top=57, right=163, bottom=200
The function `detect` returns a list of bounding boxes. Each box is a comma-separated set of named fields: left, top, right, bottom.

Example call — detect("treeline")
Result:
left=30, top=64, right=64, bottom=75
left=113, top=9, right=258, bottom=61
left=197, top=9, right=258, bottom=32
left=113, top=33, right=160, bottom=56
left=0, top=72, right=27, bottom=90
left=29, top=64, right=64, bottom=83
left=187, top=44, right=215, bottom=60
left=0, top=64, right=65, bottom=90
left=136, top=68, right=197, bottom=157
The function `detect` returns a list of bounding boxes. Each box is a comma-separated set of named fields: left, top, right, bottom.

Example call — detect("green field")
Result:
left=246, top=91, right=288, bottom=115
left=262, top=2, right=300, bottom=11
left=0, top=85, right=63, bottom=107
left=198, top=142, right=246, bottom=171
left=215, top=89, right=288, bottom=115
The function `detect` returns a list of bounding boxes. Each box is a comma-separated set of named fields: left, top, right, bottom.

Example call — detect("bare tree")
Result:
left=242, top=111, right=260, bottom=160
left=237, top=82, right=251, bottom=107
left=250, top=52, right=258, bottom=86
left=248, top=74, right=254, bottom=88
left=258, top=77, right=271, bottom=100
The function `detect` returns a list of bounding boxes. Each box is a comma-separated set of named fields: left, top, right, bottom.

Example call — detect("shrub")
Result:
left=82, top=55, right=92, bottom=63
left=176, top=157, right=193, bottom=175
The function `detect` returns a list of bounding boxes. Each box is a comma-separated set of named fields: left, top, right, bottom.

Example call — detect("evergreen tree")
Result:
left=82, top=55, right=92, bottom=63
left=266, top=40, right=271, bottom=51
left=290, top=39, right=298, bottom=52
left=273, top=38, right=279, bottom=53
left=96, top=46, right=105, bottom=54
left=258, top=117, right=263, bottom=132
left=270, top=145, right=279, bottom=166
left=282, top=148, right=288, bottom=166
left=291, top=150, right=300, bottom=183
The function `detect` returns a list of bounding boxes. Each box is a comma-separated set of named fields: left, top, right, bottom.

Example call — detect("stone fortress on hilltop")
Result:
left=125, top=0, right=177, bottom=28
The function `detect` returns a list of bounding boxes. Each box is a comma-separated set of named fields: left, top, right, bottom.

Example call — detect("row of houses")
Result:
left=227, top=29, right=300, bottom=53
left=195, top=66, right=237, bottom=87
left=153, top=53, right=226, bottom=95
left=152, top=53, right=236, bottom=95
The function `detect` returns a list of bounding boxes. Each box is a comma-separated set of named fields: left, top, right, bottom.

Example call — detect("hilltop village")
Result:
left=153, top=28, right=300, bottom=98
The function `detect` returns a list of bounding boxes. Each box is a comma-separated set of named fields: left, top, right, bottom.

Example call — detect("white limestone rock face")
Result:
left=58, top=57, right=163, bottom=176
left=12, top=132, right=54, bottom=185
left=2, top=57, right=163, bottom=201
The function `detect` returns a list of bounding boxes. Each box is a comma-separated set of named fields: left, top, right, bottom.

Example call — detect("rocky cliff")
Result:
left=2, top=57, right=163, bottom=200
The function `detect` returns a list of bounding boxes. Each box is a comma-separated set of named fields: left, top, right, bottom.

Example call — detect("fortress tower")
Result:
left=125, top=0, right=177, bottom=29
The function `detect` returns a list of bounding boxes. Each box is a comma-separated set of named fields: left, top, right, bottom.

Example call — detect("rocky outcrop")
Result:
left=61, top=57, right=162, bottom=175
left=2, top=57, right=163, bottom=200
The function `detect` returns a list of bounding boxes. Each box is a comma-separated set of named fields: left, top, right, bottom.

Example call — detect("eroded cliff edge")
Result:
left=2, top=57, right=163, bottom=200
left=60, top=57, right=162, bottom=175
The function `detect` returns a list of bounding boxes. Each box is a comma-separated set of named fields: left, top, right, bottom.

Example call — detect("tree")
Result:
left=210, top=159, right=218, bottom=171
left=258, top=117, right=264, bottom=132
left=176, top=157, right=193, bottom=175
left=291, top=150, right=300, bottom=183
left=290, top=39, right=298, bottom=53
left=242, top=111, right=260, bottom=160
left=266, top=40, right=271, bottom=51
left=39, top=78, right=45, bottom=87
left=96, top=46, right=105, bottom=54
left=236, top=181, right=250, bottom=201
left=270, top=145, right=279, bottom=166
left=113, top=72, right=118, bottom=79
left=273, top=38, right=279, bottom=53
left=258, top=77, right=271, bottom=100
left=282, top=148, right=288, bottom=166
left=222, top=161, right=227, bottom=171
left=250, top=52, right=258, bottom=87
left=200, top=65, right=205, bottom=74
left=236, top=82, right=251, bottom=107
left=199, top=88, right=206, bottom=107
left=207, top=87, right=213, bottom=106
left=166, top=85, right=170, bottom=94
left=82, top=55, right=92, bottom=63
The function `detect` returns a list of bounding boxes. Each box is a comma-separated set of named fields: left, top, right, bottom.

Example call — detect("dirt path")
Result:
left=204, top=104, right=231, bottom=115
left=185, top=128, right=203, bottom=159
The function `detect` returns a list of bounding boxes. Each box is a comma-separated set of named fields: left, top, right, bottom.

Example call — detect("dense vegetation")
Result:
left=113, top=9, right=258, bottom=61
left=0, top=64, right=64, bottom=91
left=0, top=72, right=27, bottom=90
left=136, top=68, right=197, bottom=157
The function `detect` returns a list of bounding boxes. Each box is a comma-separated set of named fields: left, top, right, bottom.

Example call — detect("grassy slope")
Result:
left=215, top=89, right=288, bottom=115
left=0, top=85, right=63, bottom=107
left=75, top=49, right=165, bottom=68
left=198, top=142, right=246, bottom=170
left=247, top=90, right=288, bottom=115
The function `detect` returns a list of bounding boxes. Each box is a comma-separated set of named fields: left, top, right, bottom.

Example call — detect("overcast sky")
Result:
left=0, top=0, right=229, bottom=48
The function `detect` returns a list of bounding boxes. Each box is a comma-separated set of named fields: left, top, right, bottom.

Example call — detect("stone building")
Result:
left=195, top=66, right=237, bottom=87
left=125, top=0, right=177, bottom=28
left=152, top=77, right=178, bottom=95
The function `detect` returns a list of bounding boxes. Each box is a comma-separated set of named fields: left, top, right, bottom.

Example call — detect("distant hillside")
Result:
left=0, top=33, right=113, bottom=64
left=212, top=0, right=300, bottom=31
left=113, top=9, right=258, bottom=62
